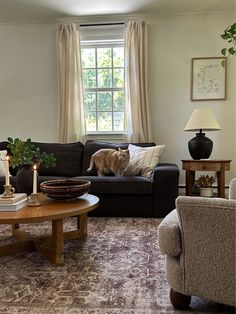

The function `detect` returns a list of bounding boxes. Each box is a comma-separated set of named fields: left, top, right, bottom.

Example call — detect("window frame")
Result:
left=81, top=39, right=125, bottom=135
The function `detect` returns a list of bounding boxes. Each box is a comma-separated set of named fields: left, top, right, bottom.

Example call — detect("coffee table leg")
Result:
left=33, top=219, right=64, bottom=266
left=52, top=219, right=64, bottom=265
left=12, top=224, right=20, bottom=236
left=77, top=213, right=87, bottom=238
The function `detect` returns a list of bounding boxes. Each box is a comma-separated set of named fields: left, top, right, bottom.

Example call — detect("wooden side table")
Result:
left=182, top=160, right=231, bottom=198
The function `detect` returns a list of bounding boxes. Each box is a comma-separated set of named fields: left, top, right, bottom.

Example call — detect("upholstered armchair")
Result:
left=158, top=178, right=236, bottom=310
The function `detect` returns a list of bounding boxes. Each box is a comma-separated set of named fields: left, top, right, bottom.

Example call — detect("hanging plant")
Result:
left=220, top=22, right=236, bottom=66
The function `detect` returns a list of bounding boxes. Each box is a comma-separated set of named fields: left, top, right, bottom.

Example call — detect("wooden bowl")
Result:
left=40, top=179, right=91, bottom=200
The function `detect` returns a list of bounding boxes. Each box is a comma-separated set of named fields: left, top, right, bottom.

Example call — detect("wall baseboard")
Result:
left=178, top=186, right=229, bottom=197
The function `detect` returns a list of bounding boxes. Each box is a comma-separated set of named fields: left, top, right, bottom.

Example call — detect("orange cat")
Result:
left=87, top=148, right=130, bottom=176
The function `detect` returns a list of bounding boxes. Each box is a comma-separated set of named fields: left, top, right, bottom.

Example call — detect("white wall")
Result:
left=0, top=23, right=58, bottom=141
left=148, top=13, right=236, bottom=185
left=0, top=13, right=235, bottom=185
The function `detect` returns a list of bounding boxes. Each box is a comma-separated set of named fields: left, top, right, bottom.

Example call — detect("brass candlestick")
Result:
left=1, top=184, right=15, bottom=198
left=28, top=193, right=42, bottom=207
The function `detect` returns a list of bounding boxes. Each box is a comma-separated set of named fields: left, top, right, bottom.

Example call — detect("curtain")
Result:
left=56, top=24, right=85, bottom=143
left=125, top=20, right=153, bottom=142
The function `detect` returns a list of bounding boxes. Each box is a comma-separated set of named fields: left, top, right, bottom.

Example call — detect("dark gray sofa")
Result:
left=0, top=140, right=179, bottom=217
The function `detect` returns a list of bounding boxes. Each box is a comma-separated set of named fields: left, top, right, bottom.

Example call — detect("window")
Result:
left=81, top=41, right=125, bottom=134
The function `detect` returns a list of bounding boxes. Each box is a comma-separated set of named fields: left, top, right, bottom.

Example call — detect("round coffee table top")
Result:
left=0, top=193, right=99, bottom=224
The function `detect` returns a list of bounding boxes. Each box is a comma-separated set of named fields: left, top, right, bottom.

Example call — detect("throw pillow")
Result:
left=125, top=144, right=165, bottom=178
left=0, top=150, right=7, bottom=176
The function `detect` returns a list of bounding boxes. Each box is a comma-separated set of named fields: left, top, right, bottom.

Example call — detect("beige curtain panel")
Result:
left=125, top=20, right=153, bottom=142
left=56, top=23, right=84, bottom=143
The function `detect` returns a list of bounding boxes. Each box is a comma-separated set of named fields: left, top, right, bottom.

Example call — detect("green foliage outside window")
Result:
left=81, top=44, right=125, bottom=133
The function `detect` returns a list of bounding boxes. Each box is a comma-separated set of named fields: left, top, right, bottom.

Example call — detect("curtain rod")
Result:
left=80, top=22, right=125, bottom=27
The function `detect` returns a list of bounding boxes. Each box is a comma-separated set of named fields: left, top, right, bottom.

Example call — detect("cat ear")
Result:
left=118, top=147, right=121, bottom=152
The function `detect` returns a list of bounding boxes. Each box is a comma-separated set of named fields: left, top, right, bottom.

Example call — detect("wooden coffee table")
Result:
left=0, top=193, right=99, bottom=266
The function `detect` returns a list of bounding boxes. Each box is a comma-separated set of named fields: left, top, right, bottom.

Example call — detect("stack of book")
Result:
left=0, top=193, right=28, bottom=211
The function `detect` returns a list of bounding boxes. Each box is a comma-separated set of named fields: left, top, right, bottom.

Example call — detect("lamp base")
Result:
left=188, top=133, right=213, bottom=160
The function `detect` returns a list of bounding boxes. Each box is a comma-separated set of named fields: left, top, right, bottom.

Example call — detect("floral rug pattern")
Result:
left=0, top=217, right=234, bottom=314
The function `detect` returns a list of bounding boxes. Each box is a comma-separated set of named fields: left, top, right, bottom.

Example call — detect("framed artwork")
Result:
left=191, top=57, right=227, bottom=101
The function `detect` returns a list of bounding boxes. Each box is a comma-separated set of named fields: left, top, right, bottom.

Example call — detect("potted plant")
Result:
left=220, top=22, right=236, bottom=66
left=196, top=175, right=216, bottom=197
left=7, top=137, right=56, bottom=168
left=7, top=137, right=56, bottom=194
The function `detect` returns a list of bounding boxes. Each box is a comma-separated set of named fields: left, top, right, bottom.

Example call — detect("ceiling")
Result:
left=0, top=0, right=235, bottom=23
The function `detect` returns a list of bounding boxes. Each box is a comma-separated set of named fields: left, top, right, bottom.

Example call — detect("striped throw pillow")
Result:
left=125, top=144, right=165, bottom=178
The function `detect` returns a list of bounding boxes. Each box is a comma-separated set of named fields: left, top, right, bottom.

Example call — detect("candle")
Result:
left=5, top=156, right=10, bottom=186
left=33, top=165, right=37, bottom=194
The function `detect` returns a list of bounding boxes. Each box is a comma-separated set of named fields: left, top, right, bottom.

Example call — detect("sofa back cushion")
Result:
left=81, top=140, right=155, bottom=176
left=33, top=141, right=84, bottom=177
left=0, top=142, right=8, bottom=151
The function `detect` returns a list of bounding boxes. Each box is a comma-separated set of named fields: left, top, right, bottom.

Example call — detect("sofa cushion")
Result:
left=0, top=142, right=8, bottom=151
left=81, top=140, right=155, bottom=176
left=125, top=144, right=166, bottom=178
left=76, top=175, right=153, bottom=194
left=38, top=176, right=69, bottom=186
left=33, top=142, right=84, bottom=177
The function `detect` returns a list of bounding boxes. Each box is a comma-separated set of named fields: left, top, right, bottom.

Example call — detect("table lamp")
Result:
left=184, top=109, right=221, bottom=159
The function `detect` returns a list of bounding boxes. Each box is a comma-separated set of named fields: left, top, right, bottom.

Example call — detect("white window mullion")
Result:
left=81, top=39, right=125, bottom=134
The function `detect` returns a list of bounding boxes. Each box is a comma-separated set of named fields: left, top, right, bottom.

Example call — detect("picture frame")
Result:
left=191, top=57, right=227, bottom=101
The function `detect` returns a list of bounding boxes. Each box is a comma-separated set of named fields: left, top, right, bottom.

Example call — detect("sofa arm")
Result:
left=152, top=163, right=179, bottom=217
left=158, top=209, right=181, bottom=256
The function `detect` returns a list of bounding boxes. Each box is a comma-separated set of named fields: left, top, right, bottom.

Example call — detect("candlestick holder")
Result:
left=28, top=193, right=42, bottom=207
left=1, top=185, right=15, bottom=198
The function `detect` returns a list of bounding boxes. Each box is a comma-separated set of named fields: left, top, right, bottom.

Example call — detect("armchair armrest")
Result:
left=176, top=196, right=235, bottom=305
left=229, top=178, right=236, bottom=200
left=152, top=163, right=179, bottom=217
left=158, top=209, right=181, bottom=256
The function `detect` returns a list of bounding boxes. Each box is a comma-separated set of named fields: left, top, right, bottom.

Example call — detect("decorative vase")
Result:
left=199, top=187, right=213, bottom=197
left=16, top=166, right=34, bottom=195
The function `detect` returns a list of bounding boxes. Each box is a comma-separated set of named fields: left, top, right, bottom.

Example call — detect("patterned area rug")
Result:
left=0, top=217, right=234, bottom=314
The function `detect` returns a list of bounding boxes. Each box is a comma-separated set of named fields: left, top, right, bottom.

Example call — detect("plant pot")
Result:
left=16, top=166, right=35, bottom=195
left=199, top=187, right=213, bottom=197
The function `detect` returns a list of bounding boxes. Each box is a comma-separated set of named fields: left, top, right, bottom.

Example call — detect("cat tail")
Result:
left=87, top=155, right=94, bottom=172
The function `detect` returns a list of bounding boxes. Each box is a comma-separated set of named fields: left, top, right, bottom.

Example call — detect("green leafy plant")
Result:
left=220, top=22, right=236, bottom=66
left=196, top=175, right=216, bottom=188
left=7, top=137, right=56, bottom=169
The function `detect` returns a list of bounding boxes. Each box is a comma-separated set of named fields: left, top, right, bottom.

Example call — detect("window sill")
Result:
left=83, top=133, right=126, bottom=142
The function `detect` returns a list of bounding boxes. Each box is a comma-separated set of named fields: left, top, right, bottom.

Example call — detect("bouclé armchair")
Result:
left=158, top=178, right=236, bottom=309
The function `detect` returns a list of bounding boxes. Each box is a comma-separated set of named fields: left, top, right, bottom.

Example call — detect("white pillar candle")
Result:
left=5, top=156, right=10, bottom=186
left=33, top=165, right=37, bottom=194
